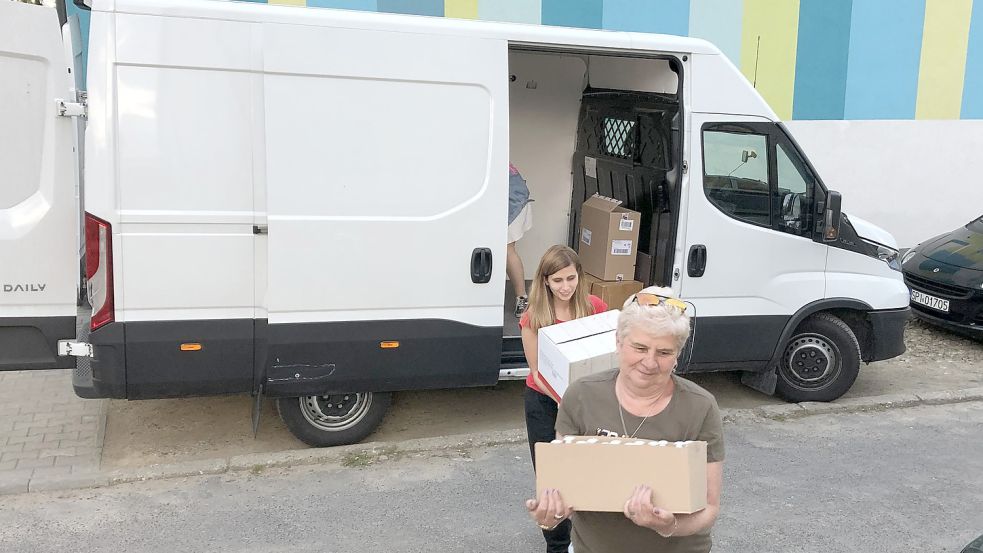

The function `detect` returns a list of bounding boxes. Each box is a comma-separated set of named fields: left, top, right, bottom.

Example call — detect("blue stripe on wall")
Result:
left=602, top=0, right=690, bottom=35
left=687, top=0, right=742, bottom=64
left=962, top=2, right=983, bottom=118
left=309, top=0, right=379, bottom=10
left=843, top=0, right=926, bottom=120
left=542, top=0, right=602, bottom=28
left=793, top=0, right=852, bottom=120
left=377, top=0, right=443, bottom=16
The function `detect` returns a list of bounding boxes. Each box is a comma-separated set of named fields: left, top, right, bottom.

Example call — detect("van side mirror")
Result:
left=822, top=190, right=842, bottom=242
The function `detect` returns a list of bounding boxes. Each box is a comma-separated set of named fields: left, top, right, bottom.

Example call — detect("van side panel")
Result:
left=261, top=24, right=508, bottom=391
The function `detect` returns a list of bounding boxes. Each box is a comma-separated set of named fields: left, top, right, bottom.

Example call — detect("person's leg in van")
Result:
left=507, top=241, right=528, bottom=316
left=524, top=387, right=573, bottom=552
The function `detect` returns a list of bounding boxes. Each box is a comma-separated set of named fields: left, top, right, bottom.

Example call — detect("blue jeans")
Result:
left=525, top=387, right=572, bottom=553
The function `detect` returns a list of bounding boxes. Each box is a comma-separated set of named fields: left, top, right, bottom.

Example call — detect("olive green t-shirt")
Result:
left=555, top=369, right=725, bottom=553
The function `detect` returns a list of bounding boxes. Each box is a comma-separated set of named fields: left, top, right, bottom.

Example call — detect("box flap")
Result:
left=555, top=330, right=617, bottom=362
left=582, top=194, right=623, bottom=213
left=539, top=309, right=620, bottom=345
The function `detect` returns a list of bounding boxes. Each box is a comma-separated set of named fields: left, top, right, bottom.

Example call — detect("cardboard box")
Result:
left=535, top=437, right=707, bottom=514
left=583, top=274, right=644, bottom=310
left=537, top=309, right=620, bottom=399
left=579, top=194, right=642, bottom=281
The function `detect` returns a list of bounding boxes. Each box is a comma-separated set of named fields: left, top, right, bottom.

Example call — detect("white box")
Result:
left=537, top=309, right=620, bottom=398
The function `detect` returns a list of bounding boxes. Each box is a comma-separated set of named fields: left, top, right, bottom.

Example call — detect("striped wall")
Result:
left=74, top=0, right=983, bottom=120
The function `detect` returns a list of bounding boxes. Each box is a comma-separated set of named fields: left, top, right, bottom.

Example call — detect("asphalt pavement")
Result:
left=1, top=401, right=981, bottom=552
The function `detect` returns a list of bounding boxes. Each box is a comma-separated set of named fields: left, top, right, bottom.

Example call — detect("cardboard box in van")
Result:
left=537, top=309, right=620, bottom=399
left=579, top=195, right=642, bottom=281
left=583, top=274, right=644, bottom=310
left=535, top=437, right=707, bottom=514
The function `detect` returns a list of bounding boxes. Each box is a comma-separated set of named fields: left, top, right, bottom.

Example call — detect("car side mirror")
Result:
left=822, top=190, right=842, bottom=242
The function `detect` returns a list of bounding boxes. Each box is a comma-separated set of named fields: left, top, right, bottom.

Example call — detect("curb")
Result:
left=5, top=389, right=983, bottom=497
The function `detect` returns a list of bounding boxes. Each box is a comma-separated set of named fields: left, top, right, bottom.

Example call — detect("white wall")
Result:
left=508, top=52, right=586, bottom=273
left=784, top=120, right=983, bottom=248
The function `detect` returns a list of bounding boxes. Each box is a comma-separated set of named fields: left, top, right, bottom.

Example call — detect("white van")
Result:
left=1, top=0, right=910, bottom=446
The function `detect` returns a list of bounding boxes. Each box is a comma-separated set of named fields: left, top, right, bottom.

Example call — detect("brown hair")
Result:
left=526, top=245, right=595, bottom=331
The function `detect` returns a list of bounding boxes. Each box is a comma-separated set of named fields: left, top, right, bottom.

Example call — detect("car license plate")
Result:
left=911, top=289, right=950, bottom=312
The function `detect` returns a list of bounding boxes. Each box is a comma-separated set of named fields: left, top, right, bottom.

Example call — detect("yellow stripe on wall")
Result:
left=740, top=0, right=800, bottom=120
left=916, top=0, right=974, bottom=120
left=445, top=0, right=478, bottom=19
left=269, top=0, right=307, bottom=5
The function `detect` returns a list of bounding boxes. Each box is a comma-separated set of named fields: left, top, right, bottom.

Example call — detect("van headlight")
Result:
left=901, top=245, right=920, bottom=266
left=864, top=240, right=900, bottom=271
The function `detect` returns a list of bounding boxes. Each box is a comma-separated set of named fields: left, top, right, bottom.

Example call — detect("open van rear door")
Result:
left=0, top=2, right=82, bottom=370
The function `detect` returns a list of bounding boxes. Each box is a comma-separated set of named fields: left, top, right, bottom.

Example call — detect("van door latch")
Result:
left=57, top=340, right=94, bottom=358
left=56, top=98, right=87, bottom=118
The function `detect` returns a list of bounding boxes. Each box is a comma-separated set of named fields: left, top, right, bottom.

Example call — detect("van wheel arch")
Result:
left=774, top=312, right=862, bottom=403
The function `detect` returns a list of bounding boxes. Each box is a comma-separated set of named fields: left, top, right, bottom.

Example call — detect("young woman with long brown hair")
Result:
left=519, top=245, right=607, bottom=553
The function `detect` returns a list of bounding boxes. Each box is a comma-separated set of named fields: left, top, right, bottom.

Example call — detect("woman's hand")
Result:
left=623, top=485, right=677, bottom=537
left=526, top=488, right=574, bottom=530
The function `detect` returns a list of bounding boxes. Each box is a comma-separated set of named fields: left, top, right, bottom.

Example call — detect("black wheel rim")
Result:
left=780, top=332, right=842, bottom=391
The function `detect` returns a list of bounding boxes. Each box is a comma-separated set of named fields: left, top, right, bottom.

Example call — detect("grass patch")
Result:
left=341, top=445, right=402, bottom=468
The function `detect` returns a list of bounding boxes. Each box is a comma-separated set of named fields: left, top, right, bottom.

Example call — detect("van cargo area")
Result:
left=504, top=50, right=680, bottom=330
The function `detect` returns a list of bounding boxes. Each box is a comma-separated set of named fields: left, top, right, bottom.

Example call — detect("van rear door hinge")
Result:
left=56, top=97, right=87, bottom=118
left=58, top=340, right=94, bottom=358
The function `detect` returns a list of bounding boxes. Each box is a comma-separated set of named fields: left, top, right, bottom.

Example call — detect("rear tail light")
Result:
left=84, top=212, right=114, bottom=331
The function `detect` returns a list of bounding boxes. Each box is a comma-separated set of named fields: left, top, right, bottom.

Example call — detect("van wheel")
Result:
left=775, top=313, right=860, bottom=403
left=276, top=392, right=391, bottom=447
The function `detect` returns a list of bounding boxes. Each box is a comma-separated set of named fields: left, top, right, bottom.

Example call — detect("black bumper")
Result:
left=72, top=319, right=127, bottom=399
left=867, top=307, right=911, bottom=362
left=910, top=307, right=983, bottom=341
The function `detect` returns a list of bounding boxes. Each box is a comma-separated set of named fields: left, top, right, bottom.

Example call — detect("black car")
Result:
left=901, top=215, right=983, bottom=339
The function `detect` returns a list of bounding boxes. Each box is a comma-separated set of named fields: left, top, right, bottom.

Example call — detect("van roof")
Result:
left=101, top=0, right=723, bottom=57
left=95, top=0, right=777, bottom=119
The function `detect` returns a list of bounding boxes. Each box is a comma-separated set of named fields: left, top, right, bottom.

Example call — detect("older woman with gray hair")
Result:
left=525, top=286, right=724, bottom=553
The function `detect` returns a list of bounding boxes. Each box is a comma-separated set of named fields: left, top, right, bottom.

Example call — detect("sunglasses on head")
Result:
left=631, top=293, right=688, bottom=313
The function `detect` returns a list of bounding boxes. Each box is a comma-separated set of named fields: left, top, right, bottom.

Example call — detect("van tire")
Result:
left=775, top=313, right=860, bottom=403
left=276, top=392, right=391, bottom=447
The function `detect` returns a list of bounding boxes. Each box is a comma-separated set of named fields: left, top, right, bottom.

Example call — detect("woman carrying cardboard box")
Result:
left=525, top=287, right=724, bottom=553
left=520, top=245, right=608, bottom=553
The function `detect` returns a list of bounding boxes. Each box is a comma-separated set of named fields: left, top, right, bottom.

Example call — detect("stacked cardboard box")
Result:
left=578, top=194, right=645, bottom=305
left=579, top=194, right=642, bottom=282
left=583, top=274, right=643, bottom=311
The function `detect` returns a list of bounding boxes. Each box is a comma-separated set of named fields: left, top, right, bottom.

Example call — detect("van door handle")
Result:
left=253, top=225, right=268, bottom=235
left=471, top=248, right=492, bottom=284
left=688, top=245, right=706, bottom=277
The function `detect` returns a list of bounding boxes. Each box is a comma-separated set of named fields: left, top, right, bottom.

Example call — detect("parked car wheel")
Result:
left=277, top=392, right=391, bottom=447
left=775, top=313, right=860, bottom=403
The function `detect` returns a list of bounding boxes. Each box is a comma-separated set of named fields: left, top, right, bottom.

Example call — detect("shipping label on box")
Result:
left=578, top=194, right=642, bottom=281
left=537, top=309, right=620, bottom=399
left=535, top=437, right=707, bottom=514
